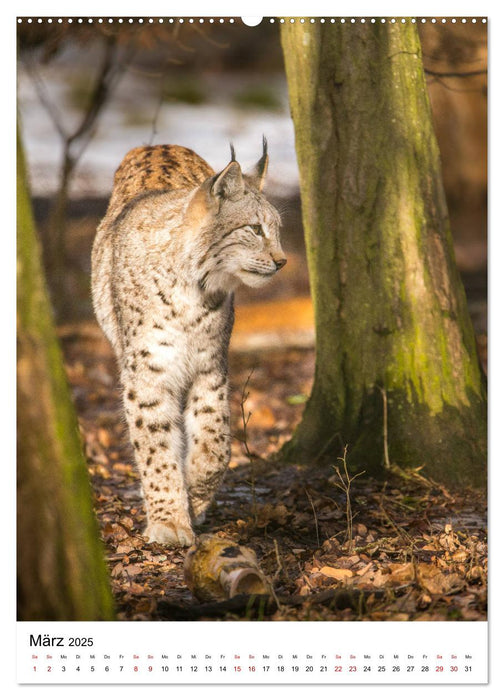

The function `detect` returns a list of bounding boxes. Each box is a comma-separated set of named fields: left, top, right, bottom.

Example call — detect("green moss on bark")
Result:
left=280, top=22, right=486, bottom=486
left=17, top=127, right=115, bottom=620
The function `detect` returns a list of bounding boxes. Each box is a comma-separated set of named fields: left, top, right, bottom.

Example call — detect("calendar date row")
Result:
left=33, top=663, right=474, bottom=674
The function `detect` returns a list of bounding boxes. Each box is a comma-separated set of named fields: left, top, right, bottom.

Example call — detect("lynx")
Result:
left=91, top=140, right=286, bottom=546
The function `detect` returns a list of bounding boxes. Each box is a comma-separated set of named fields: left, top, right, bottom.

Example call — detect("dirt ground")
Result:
left=59, top=316, right=487, bottom=623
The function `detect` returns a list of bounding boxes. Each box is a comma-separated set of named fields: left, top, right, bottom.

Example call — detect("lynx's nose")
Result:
left=274, top=258, right=287, bottom=271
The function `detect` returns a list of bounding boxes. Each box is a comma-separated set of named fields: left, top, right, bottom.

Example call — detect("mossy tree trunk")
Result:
left=280, top=21, right=486, bottom=486
left=17, top=127, right=115, bottom=620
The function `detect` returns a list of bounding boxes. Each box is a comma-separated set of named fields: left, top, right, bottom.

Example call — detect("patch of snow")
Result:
left=18, top=66, right=300, bottom=199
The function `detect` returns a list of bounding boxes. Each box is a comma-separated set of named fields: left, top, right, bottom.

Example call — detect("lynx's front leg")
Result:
left=122, top=367, right=194, bottom=547
left=184, top=369, right=231, bottom=524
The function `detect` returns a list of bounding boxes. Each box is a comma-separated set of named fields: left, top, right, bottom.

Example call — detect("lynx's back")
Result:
left=106, top=144, right=215, bottom=219
left=92, top=144, right=214, bottom=354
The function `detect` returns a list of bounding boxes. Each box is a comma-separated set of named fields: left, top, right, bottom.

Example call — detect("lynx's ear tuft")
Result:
left=247, top=136, right=269, bottom=192
left=211, top=161, right=244, bottom=200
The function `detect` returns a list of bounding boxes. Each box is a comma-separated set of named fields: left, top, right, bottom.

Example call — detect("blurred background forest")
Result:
left=17, top=18, right=487, bottom=351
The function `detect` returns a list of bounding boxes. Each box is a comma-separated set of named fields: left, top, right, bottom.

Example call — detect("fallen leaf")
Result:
left=451, top=550, right=468, bottom=562
left=354, top=565, right=393, bottom=589
left=388, top=562, right=416, bottom=585
left=356, top=562, right=374, bottom=577
left=417, top=563, right=465, bottom=595
left=319, top=566, right=354, bottom=581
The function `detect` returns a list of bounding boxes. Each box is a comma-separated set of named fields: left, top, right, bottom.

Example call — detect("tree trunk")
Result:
left=17, top=127, right=115, bottom=620
left=280, top=21, right=486, bottom=486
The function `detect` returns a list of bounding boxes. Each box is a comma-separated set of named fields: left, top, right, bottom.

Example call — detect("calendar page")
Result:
left=15, top=1, right=490, bottom=690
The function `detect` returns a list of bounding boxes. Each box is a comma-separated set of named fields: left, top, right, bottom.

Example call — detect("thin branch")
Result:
left=190, top=22, right=230, bottom=49
left=333, top=445, right=365, bottom=554
left=149, top=77, right=167, bottom=145
left=239, top=368, right=260, bottom=526
left=426, top=75, right=486, bottom=94
left=69, top=36, right=139, bottom=165
left=239, top=368, right=255, bottom=461
left=378, top=386, right=391, bottom=470
left=22, top=56, right=67, bottom=140
left=272, top=540, right=281, bottom=578
left=423, top=67, right=487, bottom=78
left=305, top=489, right=320, bottom=548
left=378, top=500, right=414, bottom=545
left=421, top=50, right=487, bottom=65
left=387, top=48, right=487, bottom=83
left=69, top=39, right=138, bottom=166
left=67, top=37, right=118, bottom=145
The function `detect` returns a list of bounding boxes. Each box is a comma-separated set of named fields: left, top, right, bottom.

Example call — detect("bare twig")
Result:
left=272, top=539, right=283, bottom=581
left=239, top=368, right=255, bottom=461
left=387, top=462, right=453, bottom=501
left=239, top=368, right=259, bottom=524
left=22, top=57, right=67, bottom=139
left=149, top=78, right=166, bottom=145
left=425, top=75, right=486, bottom=94
left=190, top=22, right=230, bottom=49
left=333, top=445, right=365, bottom=553
left=269, top=541, right=287, bottom=615
left=70, top=38, right=139, bottom=165
left=421, top=48, right=487, bottom=65
left=423, top=67, right=487, bottom=78
left=305, top=489, right=320, bottom=548
left=378, top=386, right=391, bottom=470
left=378, top=498, right=414, bottom=546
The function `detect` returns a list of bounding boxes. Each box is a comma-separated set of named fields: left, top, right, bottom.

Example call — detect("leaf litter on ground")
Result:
left=59, top=322, right=487, bottom=622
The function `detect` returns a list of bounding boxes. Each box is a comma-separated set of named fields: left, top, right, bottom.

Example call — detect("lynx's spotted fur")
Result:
left=91, top=141, right=286, bottom=546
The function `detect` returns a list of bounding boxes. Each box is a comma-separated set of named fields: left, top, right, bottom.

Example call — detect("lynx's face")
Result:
left=212, top=187, right=285, bottom=288
left=193, top=153, right=287, bottom=295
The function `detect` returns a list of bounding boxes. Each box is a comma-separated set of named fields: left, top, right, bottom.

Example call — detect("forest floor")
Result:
left=46, top=194, right=488, bottom=622
left=59, top=317, right=487, bottom=623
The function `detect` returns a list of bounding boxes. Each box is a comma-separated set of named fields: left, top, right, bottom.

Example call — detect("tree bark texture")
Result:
left=280, top=21, right=486, bottom=486
left=17, top=128, right=115, bottom=620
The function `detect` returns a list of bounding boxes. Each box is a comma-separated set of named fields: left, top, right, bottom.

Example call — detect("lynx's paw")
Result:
left=144, top=522, right=195, bottom=547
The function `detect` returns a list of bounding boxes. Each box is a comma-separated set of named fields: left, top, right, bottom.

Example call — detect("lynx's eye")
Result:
left=249, top=224, right=264, bottom=237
